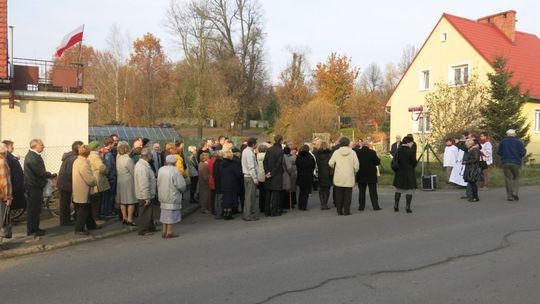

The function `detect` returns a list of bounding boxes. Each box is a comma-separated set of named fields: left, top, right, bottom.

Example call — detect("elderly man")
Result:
left=151, top=143, right=163, bottom=176
left=24, top=139, right=56, bottom=236
left=0, top=143, right=13, bottom=241
left=390, top=135, right=401, bottom=158
left=241, top=137, right=259, bottom=221
left=497, top=129, right=526, bottom=201
left=134, top=148, right=157, bottom=236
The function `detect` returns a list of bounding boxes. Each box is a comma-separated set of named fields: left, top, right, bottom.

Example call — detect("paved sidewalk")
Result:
left=0, top=202, right=200, bottom=259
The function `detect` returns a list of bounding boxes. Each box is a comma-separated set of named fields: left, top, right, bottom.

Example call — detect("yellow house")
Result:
left=387, top=10, right=540, bottom=160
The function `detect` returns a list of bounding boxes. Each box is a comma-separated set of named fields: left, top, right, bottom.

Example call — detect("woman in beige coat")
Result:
left=72, top=145, right=98, bottom=235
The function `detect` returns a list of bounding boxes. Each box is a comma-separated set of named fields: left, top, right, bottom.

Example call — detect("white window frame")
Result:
left=448, top=63, right=470, bottom=86
left=440, top=32, right=448, bottom=42
left=535, top=108, right=540, bottom=133
left=419, top=69, right=431, bottom=91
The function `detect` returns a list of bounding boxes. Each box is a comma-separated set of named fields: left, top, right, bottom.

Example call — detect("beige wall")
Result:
left=0, top=92, right=93, bottom=173
left=388, top=16, right=540, bottom=158
left=523, top=101, right=540, bottom=160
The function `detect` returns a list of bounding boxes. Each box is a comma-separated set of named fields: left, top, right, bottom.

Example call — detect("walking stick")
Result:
left=289, top=191, right=292, bottom=211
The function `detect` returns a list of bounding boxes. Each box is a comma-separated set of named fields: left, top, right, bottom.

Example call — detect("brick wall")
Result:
left=0, top=0, right=7, bottom=79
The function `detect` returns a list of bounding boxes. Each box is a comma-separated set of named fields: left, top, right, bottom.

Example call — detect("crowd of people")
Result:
left=439, top=129, right=526, bottom=202
left=0, top=128, right=527, bottom=242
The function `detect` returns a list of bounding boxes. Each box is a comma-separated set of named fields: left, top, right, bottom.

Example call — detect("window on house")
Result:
left=535, top=109, right=540, bottom=132
left=440, top=32, right=448, bottom=42
left=452, top=64, right=469, bottom=85
left=419, top=69, right=430, bottom=90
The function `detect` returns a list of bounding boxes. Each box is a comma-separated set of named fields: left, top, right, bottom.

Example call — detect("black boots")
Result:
left=394, top=192, right=401, bottom=212
left=406, top=194, right=413, bottom=213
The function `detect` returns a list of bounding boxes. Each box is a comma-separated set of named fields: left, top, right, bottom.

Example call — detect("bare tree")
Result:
left=275, top=51, right=312, bottom=108
left=167, top=0, right=215, bottom=138
left=398, top=44, right=418, bottom=76
left=360, top=63, right=383, bottom=93
left=106, top=24, right=131, bottom=122
left=206, top=0, right=267, bottom=128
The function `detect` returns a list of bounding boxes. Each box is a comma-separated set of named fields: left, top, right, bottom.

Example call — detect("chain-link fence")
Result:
left=12, top=145, right=71, bottom=174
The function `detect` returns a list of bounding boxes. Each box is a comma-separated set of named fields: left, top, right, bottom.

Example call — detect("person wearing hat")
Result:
left=88, top=141, right=110, bottom=224
left=497, top=129, right=526, bottom=201
left=157, top=155, right=186, bottom=238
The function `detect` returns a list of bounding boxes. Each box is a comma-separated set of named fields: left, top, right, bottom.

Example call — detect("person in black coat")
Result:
left=56, top=141, right=83, bottom=226
left=219, top=151, right=243, bottom=220
left=263, top=135, right=284, bottom=216
left=392, top=136, right=417, bottom=213
left=24, top=139, right=56, bottom=236
left=463, top=139, right=481, bottom=202
left=295, top=145, right=316, bottom=211
left=315, top=142, right=333, bottom=210
left=355, top=143, right=382, bottom=211
left=2, top=140, right=26, bottom=212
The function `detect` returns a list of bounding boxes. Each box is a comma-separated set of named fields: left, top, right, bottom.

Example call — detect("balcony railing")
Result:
left=12, top=57, right=84, bottom=93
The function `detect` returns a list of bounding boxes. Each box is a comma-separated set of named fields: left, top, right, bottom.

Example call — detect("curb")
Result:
left=0, top=204, right=200, bottom=260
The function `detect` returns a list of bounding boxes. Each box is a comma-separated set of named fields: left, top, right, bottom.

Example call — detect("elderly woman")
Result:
left=198, top=152, right=211, bottom=214
left=72, top=145, right=98, bottom=235
left=463, top=138, right=482, bottom=202
left=157, top=155, right=186, bottom=238
left=256, top=143, right=269, bottom=213
left=187, top=146, right=199, bottom=204
left=282, top=145, right=298, bottom=210
left=116, top=141, right=137, bottom=226
left=316, top=142, right=333, bottom=210
left=296, top=144, right=316, bottom=211
left=392, top=136, right=418, bottom=213
left=0, top=143, right=13, bottom=242
left=328, top=137, right=359, bottom=216
left=88, top=141, right=110, bottom=225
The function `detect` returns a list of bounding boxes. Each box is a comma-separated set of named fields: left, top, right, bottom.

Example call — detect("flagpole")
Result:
left=77, top=24, right=85, bottom=91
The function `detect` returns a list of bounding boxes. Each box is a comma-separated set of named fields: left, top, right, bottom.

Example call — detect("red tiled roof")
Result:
left=444, top=13, right=540, bottom=98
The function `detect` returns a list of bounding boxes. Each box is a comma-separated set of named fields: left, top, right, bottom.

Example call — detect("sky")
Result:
left=8, top=0, right=540, bottom=83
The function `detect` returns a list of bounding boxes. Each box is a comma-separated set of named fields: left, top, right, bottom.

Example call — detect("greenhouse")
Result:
left=89, top=126, right=181, bottom=143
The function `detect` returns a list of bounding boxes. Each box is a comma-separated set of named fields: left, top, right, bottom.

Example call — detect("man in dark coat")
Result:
left=56, top=141, right=83, bottom=226
left=390, top=135, right=401, bottom=158
left=263, top=135, right=284, bottom=216
left=24, top=139, right=56, bottom=236
left=393, top=136, right=417, bottom=213
left=355, top=143, right=382, bottom=211
left=2, top=140, right=26, bottom=211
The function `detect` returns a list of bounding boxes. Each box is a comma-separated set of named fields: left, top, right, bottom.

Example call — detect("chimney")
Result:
left=0, top=0, right=7, bottom=79
left=477, top=10, right=517, bottom=43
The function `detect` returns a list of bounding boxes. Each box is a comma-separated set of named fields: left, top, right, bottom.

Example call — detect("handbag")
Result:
left=391, top=150, right=400, bottom=172
left=465, top=165, right=483, bottom=183
left=479, top=156, right=488, bottom=170
left=0, top=205, right=12, bottom=239
left=43, top=179, right=53, bottom=197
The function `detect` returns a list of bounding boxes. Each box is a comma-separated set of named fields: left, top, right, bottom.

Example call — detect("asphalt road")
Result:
left=1, top=186, right=540, bottom=304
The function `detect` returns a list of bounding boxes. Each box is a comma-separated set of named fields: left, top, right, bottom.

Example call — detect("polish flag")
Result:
left=55, top=25, right=84, bottom=57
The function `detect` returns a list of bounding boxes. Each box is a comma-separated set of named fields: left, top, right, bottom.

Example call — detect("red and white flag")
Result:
left=55, top=25, right=84, bottom=57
